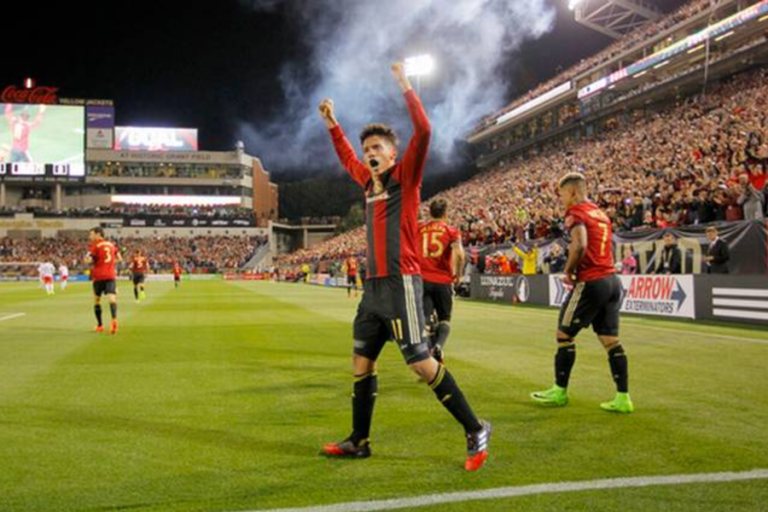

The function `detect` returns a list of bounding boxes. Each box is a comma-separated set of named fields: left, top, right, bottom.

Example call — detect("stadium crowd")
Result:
left=0, top=235, right=266, bottom=274
left=475, top=0, right=717, bottom=131
left=278, top=65, right=768, bottom=270
left=0, top=204, right=256, bottom=222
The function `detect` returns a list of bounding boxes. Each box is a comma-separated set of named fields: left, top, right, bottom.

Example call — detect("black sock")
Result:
left=134, top=287, right=139, bottom=299
left=434, top=322, right=451, bottom=351
left=94, top=305, right=103, bottom=326
left=110, top=303, right=117, bottom=319
left=555, top=341, right=577, bottom=388
left=350, top=372, right=377, bottom=445
left=608, top=344, right=629, bottom=393
left=429, top=366, right=482, bottom=433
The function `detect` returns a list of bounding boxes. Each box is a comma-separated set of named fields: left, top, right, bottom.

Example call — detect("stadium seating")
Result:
left=0, top=235, right=267, bottom=275
left=278, top=65, right=768, bottom=270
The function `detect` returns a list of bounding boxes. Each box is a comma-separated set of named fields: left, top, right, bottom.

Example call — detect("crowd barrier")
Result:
left=470, top=273, right=768, bottom=325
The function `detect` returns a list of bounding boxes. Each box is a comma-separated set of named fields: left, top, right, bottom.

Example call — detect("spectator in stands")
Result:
left=513, top=245, right=539, bottom=275
left=705, top=226, right=730, bottom=274
left=737, top=173, right=765, bottom=220
left=620, top=245, right=638, bottom=275
left=543, top=243, right=567, bottom=274
left=654, top=233, right=682, bottom=274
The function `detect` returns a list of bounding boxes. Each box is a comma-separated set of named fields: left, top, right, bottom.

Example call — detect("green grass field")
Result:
left=1, top=280, right=767, bottom=512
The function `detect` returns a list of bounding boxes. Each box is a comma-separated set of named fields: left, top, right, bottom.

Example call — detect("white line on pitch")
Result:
left=0, top=313, right=26, bottom=323
left=239, top=469, right=768, bottom=512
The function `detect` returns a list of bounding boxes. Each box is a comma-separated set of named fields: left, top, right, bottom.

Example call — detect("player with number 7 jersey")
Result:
left=531, top=173, right=632, bottom=415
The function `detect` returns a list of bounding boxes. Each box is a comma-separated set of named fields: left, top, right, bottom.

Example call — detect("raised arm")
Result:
left=392, top=62, right=431, bottom=185
left=319, top=98, right=370, bottom=188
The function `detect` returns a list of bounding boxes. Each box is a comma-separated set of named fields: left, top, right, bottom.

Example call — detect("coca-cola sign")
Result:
left=1, top=86, right=59, bottom=104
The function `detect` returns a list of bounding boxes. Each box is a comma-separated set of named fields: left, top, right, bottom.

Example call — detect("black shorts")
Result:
left=347, top=274, right=357, bottom=286
left=558, top=274, right=621, bottom=338
left=133, top=273, right=145, bottom=285
left=423, top=281, right=454, bottom=323
left=353, top=275, right=431, bottom=364
left=93, top=279, right=117, bottom=297
left=174, top=275, right=181, bottom=281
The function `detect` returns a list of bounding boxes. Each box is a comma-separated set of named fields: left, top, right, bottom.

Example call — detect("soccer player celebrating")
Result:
left=4, top=104, right=46, bottom=163
left=58, top=263, right=69, bottom=291
left=419, top=198, right=465, bottom=364
left=318, top=62, right=491, bottom=471
left=38, top=261, right=55, bottom=295
left=87, top=227, right=122, bottom=334
left=345, top=255, right=359, bottom=298
left=531, top=173, right=633, bottom=413
left=130, top=250, right=149, bottom=302
left=172, top=261, right=182, bottom=289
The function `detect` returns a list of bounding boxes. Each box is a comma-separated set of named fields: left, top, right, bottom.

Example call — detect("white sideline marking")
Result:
left=242, top=469, right=768, bottom=512
left=0, top=313, right=25, bottom=323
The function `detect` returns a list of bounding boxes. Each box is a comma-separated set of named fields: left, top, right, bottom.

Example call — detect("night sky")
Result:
left=12, top=0, right=688, bottom=180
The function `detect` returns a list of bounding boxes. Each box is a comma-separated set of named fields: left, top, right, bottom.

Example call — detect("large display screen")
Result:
left=114, top=127, right=198, bottom=152
left=0, top=103, right=85, bottom=179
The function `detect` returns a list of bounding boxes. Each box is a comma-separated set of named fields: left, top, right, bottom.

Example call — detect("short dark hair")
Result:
left=558, top=172, right=586, bottom=190
left=706, top=226, right=717, bottom=234
left=360, top=123, right=398, bottom=147
left=429, top=198, right=448, bottom=219
left=90, top=226, right=105, bottom=237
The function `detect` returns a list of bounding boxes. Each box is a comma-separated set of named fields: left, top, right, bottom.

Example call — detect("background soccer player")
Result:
left=344, top=255, right=359, bottom=298
left=130, top=249, right=149, bottom=302
left=318, top=62, right=491, bottom=471
left=38, top=261, right=55, bottom=295
left=172, top=261, right=182, bottom=289
left=531, top=172, right=632, bottom=413
left=58, top=263, right=69, bottom=291
left=419, top=198, right=465, bottom=363
left=87, top=227, right=122, bottom=335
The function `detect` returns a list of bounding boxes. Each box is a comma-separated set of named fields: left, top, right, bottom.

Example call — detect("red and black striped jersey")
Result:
left=329, top=90, right=431, bottom=279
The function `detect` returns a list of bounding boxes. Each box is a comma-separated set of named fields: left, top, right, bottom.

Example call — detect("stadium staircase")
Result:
left=242, top=243, right=271, bottom=271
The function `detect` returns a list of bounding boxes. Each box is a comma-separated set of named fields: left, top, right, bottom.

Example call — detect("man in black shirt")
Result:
left=655, top=233, right=682, bottom=274
left=705, top=226, right=730, bottom=274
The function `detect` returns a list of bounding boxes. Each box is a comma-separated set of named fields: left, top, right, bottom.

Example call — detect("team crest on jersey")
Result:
left=366, top=191, right=390, bottom=204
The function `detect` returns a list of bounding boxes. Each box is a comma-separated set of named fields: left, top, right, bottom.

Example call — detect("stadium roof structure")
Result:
left=571, top=0, right=663, bottom=39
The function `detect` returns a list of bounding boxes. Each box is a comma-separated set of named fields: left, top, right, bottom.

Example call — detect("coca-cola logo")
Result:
left=1, top=86, right=59, bottom=104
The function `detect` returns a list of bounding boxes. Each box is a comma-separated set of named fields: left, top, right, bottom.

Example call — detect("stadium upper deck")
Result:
left=470, top=0, right=768, bottom=168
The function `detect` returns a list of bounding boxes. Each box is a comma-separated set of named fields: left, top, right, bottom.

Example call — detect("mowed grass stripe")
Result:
left=0, top=280, right=765, bottom=512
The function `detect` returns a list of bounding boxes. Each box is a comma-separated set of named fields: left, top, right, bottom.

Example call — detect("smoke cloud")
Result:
left=238, top=0, right=555, bottom=171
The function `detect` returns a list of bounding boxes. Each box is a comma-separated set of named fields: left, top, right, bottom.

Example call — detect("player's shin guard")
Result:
left=434, top=321, right=451, bottom=351
left=110, top=303, right=118, bottom=319
left=429, top=365, right=482, bottom=434
left=608, top=344, right=628, bottom=393
left=555, top=339, right=576, bottom=388
left=351, top=372, right=377, bottom=446
left=94, top=305, right=103, bottom=326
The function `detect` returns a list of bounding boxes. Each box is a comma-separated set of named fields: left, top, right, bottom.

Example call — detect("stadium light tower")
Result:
left=570, top=0, right=661, bottom=39
left=404, top=54, right=435, bottom=95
